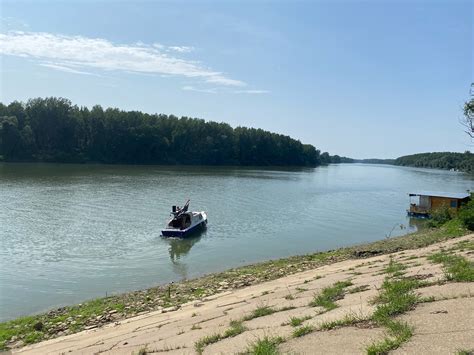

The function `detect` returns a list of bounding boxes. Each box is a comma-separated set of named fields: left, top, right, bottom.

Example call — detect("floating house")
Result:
left=407, top=191, right=471, bottom=218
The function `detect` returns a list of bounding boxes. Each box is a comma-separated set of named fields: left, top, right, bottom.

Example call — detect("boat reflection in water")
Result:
left=163, top=231, right=205, bottom=280
left=167, top=234, right=203, bottom=262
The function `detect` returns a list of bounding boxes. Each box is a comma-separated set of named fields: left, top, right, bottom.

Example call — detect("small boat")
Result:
left=161, top=199, right=207, bottom=237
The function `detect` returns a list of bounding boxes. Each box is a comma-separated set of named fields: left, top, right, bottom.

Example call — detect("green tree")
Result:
left=462, top=83, right=474, bottom=138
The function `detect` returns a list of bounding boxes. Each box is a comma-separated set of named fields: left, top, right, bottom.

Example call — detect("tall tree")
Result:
left=462, top=83, right=474, bottom=138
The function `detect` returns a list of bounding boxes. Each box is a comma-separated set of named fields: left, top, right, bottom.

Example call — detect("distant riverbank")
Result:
left=0, top=219, right=469, bottom=351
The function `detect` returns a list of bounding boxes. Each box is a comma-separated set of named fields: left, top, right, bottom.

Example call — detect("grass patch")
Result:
left=194, top=319, right=247, bottom=354
left=366, top=269, right=419, bottom=354
left=371, top=278, right=419, bottom=320
left=292, top=324, right=314, bottom=337
left=318, top=313, right=369, bottom=331
left=246, top=336, right=284, bottom=355
left=453, top=239, right=474, bottom=251
left=366, top=320, right=413, bottom=355
left=223, top=320, right=246, bottom=338
left=288, top=315, right=312, bottom=327
left=428, top=252, right=474, bottom=282
left=348, top=284, right=370, bottom=294
left=242, top=305, right=295, bottom=322
left=195, top=333, right=221, bottom=354
left=383, top=258, right=407, bottom=277
left=309, top=280, right=353, bottom=310
left=456, top=349, right=474, bottom=355
left=242, top=306, right=276, bottom=321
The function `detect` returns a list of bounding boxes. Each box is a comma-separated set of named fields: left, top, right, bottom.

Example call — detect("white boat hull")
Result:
left=161, top=211, right=207, bottom=237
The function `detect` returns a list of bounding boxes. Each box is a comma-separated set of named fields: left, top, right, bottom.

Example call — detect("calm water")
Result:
left=0, top=163, right=472, bottom=321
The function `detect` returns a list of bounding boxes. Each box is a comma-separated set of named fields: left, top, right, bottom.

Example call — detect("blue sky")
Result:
left=0, top=0, right=472, bottom=158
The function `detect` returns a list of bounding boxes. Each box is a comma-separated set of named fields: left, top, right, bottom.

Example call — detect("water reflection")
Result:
left=166, top=234, right=203, bottom=262
left=163, top=232, right=204, bottom=280
left=408, top=217, right=429, bottom=231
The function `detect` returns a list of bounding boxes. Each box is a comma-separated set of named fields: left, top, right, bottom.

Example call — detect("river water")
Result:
left=0, top=163, right=472, bottom=321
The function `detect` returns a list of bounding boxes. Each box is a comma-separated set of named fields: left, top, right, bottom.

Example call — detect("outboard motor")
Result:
left=172, top=206, right=177, bottom=213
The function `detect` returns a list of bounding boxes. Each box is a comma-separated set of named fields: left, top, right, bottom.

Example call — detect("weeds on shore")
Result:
left=318, top=313, right=369, bottom=331
left=366, top=259, right=419, bottom=354
left=243, top=306, right=276, bottom=321
left=309, top=280, right=353, bottom=310
left=246, top=336, right=284, bottom=355
left=194, top=320, right=247, bottom=354
left=348, top=284, right=370, bottom=294
left=366, top=320, right=413, bottom=355
left=428, top=252, right=474, bottom=282
left=292, top=324, right=314, bottom=337
left=383, top=257, right=407, bottom=277
left=242, top=305, right=295, bottom=322
left=288, top=315, right=312, bottom=327
left=456, top=349, right=474, bottom=355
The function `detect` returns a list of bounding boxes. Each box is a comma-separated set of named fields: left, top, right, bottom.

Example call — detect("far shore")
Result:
left=0, top=219, right=470, bottom=351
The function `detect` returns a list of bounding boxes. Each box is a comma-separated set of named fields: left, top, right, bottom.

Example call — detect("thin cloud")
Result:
left=168, top=46, right=194, bottom=53
left=40, top=62, right=99, bottom=76
left=0, top=31, right=245, bottom=87
left=182, top=85, right=217, bottom=94
left=234, top=89, right=270, bottom=94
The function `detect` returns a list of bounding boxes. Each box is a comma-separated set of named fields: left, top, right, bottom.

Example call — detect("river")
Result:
left=0, top=163, right=472, bottom=321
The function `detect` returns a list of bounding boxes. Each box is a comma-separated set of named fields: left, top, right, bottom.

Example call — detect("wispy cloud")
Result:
left=168, top=46, right=194, bottom=53
left=182, top=86, right=270, bottom=95
left=39, top=62, right=99, bottom=76
left=0, top=31, right=245, bottom=87
left=182, top=85, right=217, bottom=94
left=234, top=89, right=270, bottom=94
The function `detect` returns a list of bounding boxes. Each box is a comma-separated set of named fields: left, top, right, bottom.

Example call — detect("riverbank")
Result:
left=0, top=219, right=470, bottom=351
left=11, top=228, right=474, bottom=354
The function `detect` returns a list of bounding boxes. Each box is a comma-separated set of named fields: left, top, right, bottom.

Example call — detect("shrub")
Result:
left=458, top=200, right=474, bottom=230
left=428, top=206, right=453, bottom=228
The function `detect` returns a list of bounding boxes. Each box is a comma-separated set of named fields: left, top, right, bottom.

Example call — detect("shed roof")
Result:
left=408, top=191, right=471, bottom=199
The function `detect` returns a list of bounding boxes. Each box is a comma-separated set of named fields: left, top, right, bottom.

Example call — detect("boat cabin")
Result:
left=407, top=191, right=470, bottom=217
left=168, top=213, right=192, bottom=230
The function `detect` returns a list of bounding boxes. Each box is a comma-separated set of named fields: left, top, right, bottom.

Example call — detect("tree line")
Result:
left=0, top=97, right=331, bottom=166
left=394, top=152, right=474, bottom=172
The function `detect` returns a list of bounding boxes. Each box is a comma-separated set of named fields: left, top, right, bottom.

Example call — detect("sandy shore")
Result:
left=14, top=234, right=473, bottom=355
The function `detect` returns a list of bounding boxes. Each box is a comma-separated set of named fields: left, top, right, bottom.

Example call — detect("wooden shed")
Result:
left=407, top=191, right=471, bottom=218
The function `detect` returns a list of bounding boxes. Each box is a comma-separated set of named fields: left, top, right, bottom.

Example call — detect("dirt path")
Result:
left=15, top=235, right=474, bottom=355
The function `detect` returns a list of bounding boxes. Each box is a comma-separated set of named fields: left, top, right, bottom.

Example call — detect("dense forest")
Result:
left=356, top=158, right=396, bottom=165
left=0, top=97, right=331, bottom=166
left=394, top=152, right=474, bottom=172
left=329, top=155, right=354, bottom=163
left=329, top=157, right=395, bottom=164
